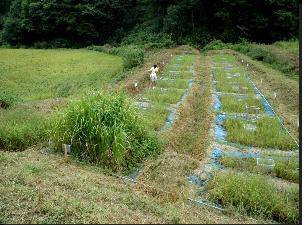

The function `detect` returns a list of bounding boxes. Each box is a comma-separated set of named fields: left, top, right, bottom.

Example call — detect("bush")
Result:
left=49, top=91, right=160, bottom=171
left=120, top=45, right=144, bottom=69
left=121, top=30, right=175, bottom=49
left=202, top=40, right=233, bottom=51
left=208, top=170, right=299, bottom=224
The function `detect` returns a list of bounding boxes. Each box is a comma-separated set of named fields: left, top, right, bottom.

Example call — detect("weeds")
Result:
left=208, top=170, right=299, bottom=224
left=220, top=156, right=299, bottom=183
left=49, top=91, right=160, bottom=171
left=221, top=95, right=263, bottom=114
left=224, top=117, right=296, bottom=150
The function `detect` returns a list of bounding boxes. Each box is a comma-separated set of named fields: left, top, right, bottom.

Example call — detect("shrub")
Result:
left=208, top=170, right=299, bottom=224
left=49, top=91, right=160, bottom=171
left=120, top=45, right=144, bottom=69
left=202, top=40, right=233, bottom=51
left=121, top=30, right=175, bottom=49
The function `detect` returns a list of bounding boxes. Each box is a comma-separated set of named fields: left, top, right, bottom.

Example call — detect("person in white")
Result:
left=148, top=64, right=159, bottom=88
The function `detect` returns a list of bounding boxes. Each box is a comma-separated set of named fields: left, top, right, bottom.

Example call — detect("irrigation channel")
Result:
left=119, top=53, right=196, bottom=181
left=187, top=51, right=299, bottom=210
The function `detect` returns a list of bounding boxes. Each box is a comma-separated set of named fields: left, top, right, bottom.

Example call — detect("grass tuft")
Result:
left=49, top=91, right=161, bottom=171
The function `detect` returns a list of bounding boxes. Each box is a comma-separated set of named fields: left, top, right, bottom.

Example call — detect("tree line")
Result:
left=0, top=0, right=299, bottom=48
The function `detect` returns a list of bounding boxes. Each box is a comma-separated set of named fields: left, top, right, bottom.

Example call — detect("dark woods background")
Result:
left=0, top=0, right=299, bottom=48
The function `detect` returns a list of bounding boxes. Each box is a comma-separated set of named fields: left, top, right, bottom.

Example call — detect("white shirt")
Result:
left=149, top=66, right=158, bottom=73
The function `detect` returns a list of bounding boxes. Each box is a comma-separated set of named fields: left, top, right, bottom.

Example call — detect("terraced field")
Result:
left=0, top=46, right=299, bottom=224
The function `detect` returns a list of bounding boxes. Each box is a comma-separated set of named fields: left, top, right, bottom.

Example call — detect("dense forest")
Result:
left=0, top=0, right=300, bottom=48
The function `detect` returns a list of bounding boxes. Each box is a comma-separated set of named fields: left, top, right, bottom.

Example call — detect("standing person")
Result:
left=148, top=64, right=159, bottom=89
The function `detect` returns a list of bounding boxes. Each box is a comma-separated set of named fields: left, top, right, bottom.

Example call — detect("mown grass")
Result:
left=220, top=155, right=299, bottom=183
left=221, top=95, right=263, bottom=114
left=0, top=148, right=247, bottom=224
left=166, top=54, right=213, bottom=157
left=224, top=117, right=296, bottom=150
left=208, top=170, right=299, bottom=224
left=0, top=108, right=48, bottom=151
left=49, top=91, right=160, bottom=171
left=0, top=48, right=123, bottom=100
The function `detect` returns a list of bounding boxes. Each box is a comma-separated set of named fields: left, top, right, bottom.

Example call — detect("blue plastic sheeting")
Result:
left=211, top=148, right=224, bottom=168
left=215, top=114, right=226, bottom=142
left=188, top=79, right=193, bottom=87
left=188, top=175, right=205, bottom=186
left=161, top=79, right=193, bottom=131
left=248, top=79, right=275, bottom=116
left=161, top=107, right=177, bottom=131
left=213, top=94, right=221, bottom=111
left=260, top=95, right=275, bottom=115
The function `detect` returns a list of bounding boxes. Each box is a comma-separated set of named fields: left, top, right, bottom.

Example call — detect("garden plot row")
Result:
left=134, top=54, right=194, bottom=132
left=126, top=54, right=195, bottom=181
left=188, top=52, right=299, bottom=224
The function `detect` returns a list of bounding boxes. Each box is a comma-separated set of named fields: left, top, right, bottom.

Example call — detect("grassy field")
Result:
left=0, top=49, right=123, bottom=101
left=0, top=49, right=123, bottom=151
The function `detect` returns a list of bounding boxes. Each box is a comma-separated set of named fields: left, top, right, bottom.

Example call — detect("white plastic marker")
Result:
left=273, top=92, right=277, bottom=99
left=242, top=59, right=244, bottom=63
left=246, top=63, right=249, bottom=67
left=62, top=144, right=71, bottom=160
left=171, top=54, right=173, bottom=57
left=134, top=82, right=138, bottom=87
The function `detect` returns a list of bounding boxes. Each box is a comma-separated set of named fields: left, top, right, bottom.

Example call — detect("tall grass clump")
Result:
left=49, top=91, right=160, bottom=171
left=208, top=170, right=299, bottom=224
